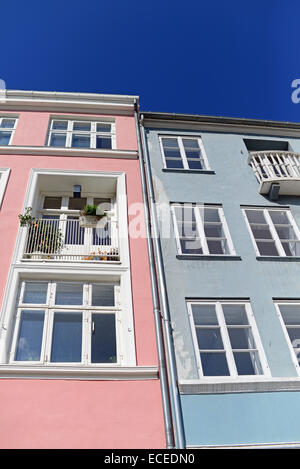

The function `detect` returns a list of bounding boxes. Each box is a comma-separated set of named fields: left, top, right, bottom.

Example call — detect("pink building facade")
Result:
left=0, top=91, right=166, bottom=448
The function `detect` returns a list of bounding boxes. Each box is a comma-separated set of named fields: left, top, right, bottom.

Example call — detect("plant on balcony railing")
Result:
left=19, top=207, right=63, bottom=257
left=79, top=204, right=109, bottom=228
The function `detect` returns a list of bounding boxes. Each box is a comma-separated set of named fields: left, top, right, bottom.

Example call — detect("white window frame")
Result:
left=47, top=118, right=116, bottom=149
left=171, top=203, right=236, bottom=256
left=187, top=300, right=270, bottom=380
left=0, top=168, right=10, bottom=208
left=10, top=280, right=122, bottom=367
left=0, top=117, right=18, bottom=146
left=242, top=206, right=300, bottom=257
left=159, top=135, right=210, bottom=170
left=274, top=301, right=300, bottom=375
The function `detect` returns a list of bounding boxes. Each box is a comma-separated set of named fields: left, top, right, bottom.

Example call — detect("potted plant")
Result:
left=79, top=204, right=108, bottom=228
left=19, top=207, right=63, bottom=258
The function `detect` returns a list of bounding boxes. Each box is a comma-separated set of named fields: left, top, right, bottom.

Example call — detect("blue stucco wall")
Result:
left=144, top=124, right=300, bottom=446
left=182, top=392, right=300, bottom=447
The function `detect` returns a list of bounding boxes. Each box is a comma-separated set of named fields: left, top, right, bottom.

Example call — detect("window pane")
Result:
left=15, top=310, right=44, bottom=361
left=166, top=158, right=184, bottom=169
left=192, top=304, right=218, bottom=325
left=72, top=134, right=90, bottom=148
left=91, top=314, right=116, bottom=363
left=49, top=133, right=66, bottom=147
left=182, top=139, right=200, bottom=149
left=96, top=124, right=111, bottom=133
left=228, top=327, right=255, bottom=349
left=196, top=328, right=224, bottom=350
left=281, top=239, right=300, bottom=256
left=204, top=224, right=223, bottom=237
left=51, top=312, right=82, bottom=363
left=23, top=282, right=48, bottom=304
left=187, top=160, right=203, bottom=170
left=279, top=305, right=300, bottom=325
left=162, top=138, right=179, bottom=148
left=96, top=136, right=112, bottom=149
left=0, top=119, right=15, bottom=128
left=234, top=351, right=262, bottom=375
left=200, top=352, right=230, bottom=376
left=286, top=327, right=300, bottom=345
left=174, top=205, right=195, bottom=223
left=43, top=196, right=62, bottom=209
left=68, top=197, right=87, bottom=210
left=55, top=283, right=83, bottom=305
left=93, top=198, right=112, bottom=211
left=256, top=241, right=279, bottom=256
left=222, top=304, right=248, bottom=325
left=0, top=131, right=11, bottom=145
left=250, top=225, right=273, bottom=239
left=52, top=120, right=68, bottom=130
left=207, top=239, right=227, bottom=254
left=245, top=210, right=266, bottom=224
left=269, top=210, right=290, bottom=225
left=180, top=238, right=202, bottom=254
left=92, top=284, right=115, bottom=306
left=73, top=122, right=90, bottom=131
left=177, top=221, right=198, bottom=238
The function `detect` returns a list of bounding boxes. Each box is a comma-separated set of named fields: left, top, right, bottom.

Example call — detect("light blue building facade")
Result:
left=140, top=112, right=300, bottom=448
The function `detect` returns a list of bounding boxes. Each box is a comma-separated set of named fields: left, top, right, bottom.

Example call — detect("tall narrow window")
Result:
left=172, top=203, right=235, bottom=256
left=160, top=136, right=210, bottom=170
left=187, top=301, right=268, bottom=378
left=243, top=207, right=300, bottom=256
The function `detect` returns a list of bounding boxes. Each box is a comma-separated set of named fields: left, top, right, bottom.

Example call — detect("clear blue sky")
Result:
left=2, top=0, right=300, bottom=122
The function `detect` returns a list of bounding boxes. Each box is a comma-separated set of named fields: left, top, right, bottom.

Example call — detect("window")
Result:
left=47, top=119, right=115, bottom=149
left=171, top=203, right=235, bottom=256
left=160, top=136, right=210, bottom=170
left=243, top=207, right=300, bottom=257
left=0, top=117, right=17, bottom=145
left=10, top=281, right=120, bottom=365
left=187, top=300, right=268, bottom=378
left=275, top=302, right=300, bottom=373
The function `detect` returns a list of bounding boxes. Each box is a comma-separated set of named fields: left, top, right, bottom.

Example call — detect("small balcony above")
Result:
left=248, top=151, right=300, bottom=197
left=21, top=218, right=119, bottom=263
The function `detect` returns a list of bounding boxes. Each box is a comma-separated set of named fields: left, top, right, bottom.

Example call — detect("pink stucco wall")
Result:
left=0, top=111, right=165, bottom=449
left=0, top=379, right=165, bottom=449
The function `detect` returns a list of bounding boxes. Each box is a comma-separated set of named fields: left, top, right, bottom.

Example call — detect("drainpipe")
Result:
left=133, top=101, right=185, bottom=449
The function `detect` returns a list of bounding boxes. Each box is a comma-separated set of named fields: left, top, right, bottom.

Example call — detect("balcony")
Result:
left=248, top=151, right=300, bottom=197
left=21, top=218, right=119, bottom=262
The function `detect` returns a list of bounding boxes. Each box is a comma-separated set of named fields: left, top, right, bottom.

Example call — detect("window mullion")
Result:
left=195, top=206, right=209, bottom=254
left=178, top=137, right=189, bottom=169
left=216, top=303, right=237, bottom=377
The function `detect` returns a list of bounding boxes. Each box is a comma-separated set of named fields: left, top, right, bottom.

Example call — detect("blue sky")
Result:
left=2, top=0, right=300, bottom=122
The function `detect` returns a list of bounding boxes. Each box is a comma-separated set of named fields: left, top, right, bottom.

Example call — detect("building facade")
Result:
left=0, top=91, right=166, bottom=449
left=140, top=112, right=300, bottom=448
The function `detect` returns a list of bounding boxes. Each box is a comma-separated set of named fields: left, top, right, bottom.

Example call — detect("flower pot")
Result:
left=79, top=214, right=108, bottom=228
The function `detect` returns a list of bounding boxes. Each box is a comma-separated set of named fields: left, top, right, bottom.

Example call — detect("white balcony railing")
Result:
left=22, top=218, right=119, bottom=262
left=248, top=151, right=300, bottom=196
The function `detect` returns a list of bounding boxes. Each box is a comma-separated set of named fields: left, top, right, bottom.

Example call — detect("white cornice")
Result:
left=0, top=90, right=139, bottom=115
left=0, top=145, right=138, bottom=159
left=0, top=365, right=158, bottom=380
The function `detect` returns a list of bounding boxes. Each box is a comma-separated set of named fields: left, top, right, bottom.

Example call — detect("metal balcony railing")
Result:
left=22, top=218, right=119, bottom=262
left=248, top=151, right=300, bottom=196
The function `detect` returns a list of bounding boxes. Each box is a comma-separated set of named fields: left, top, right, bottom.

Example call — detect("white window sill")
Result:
left=0, top=365, right=158, bottom=380
left=179, top=377, right=300, bottom=394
